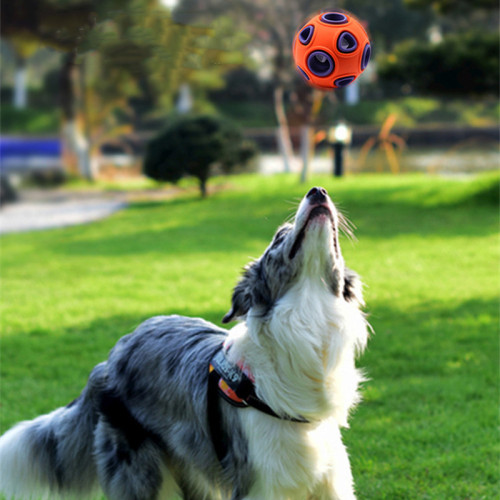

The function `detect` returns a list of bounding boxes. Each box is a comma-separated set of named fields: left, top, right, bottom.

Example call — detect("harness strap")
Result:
left=207, top=365, right=229, bottom=463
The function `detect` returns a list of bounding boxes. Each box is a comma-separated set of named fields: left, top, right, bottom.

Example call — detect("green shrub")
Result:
left=378, top=31, right=499, bottom=97
left=0, top=105, right=60, bottom=134
left=143, top=114, right=256, bottom=197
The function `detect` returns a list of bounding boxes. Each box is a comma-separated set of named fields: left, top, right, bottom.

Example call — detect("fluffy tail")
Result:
left=0, top=363, right=107, bottom=500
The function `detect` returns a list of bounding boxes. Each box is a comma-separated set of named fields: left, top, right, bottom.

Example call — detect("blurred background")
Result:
left=0, top=0, right=499, bottom=205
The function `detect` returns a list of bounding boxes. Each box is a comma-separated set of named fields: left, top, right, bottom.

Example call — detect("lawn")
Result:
left=1, top=173, right=498, bottom=499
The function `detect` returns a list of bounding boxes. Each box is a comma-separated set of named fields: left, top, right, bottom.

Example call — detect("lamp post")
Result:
left=329, top=121, right=352, bottom=177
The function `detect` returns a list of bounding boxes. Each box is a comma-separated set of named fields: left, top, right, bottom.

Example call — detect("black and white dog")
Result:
left=0, top=187, right=370, bottom=500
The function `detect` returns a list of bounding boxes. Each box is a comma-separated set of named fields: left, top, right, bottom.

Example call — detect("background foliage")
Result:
left=378, top=31, right=499, bottom=97
left=1, top=0, right=498, bottom=134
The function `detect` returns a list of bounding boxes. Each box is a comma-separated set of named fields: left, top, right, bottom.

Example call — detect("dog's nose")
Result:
left=306, top=187, right=328, bottom=204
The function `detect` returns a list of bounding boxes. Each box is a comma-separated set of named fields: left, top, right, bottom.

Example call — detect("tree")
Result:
left=377, top=31, right=499, bottom=97
left=174, top=0, right=436, bottom=181
left=379, top=0, right=499, bottom=98
left=405, top=0, right=497, bottom=14
left=143, top=114, right=256, bottom=197
left=345, top=0, right=435, bottom=51
left=1, top=0, right=127, bottom=178
left=174, top=0, right=329, bottom=175
left=1, top=0, right=249, bottom=180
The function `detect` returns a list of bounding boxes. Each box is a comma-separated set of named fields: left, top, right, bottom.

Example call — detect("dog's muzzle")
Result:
left=289, top=187, right=336, bottom=260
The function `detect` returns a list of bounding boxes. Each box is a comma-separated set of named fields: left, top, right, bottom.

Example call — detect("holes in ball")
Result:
left=337, top=32, right=358, bottom=53
left=321, top=12, right=348, bottom=24
left=334, top=76, right=355, bottom=88
left=307, top=51, right=334, bottom=77
left=296, top=66, right=310, bottom=81
left=361, top=43, right=371, bottom=70
left=298, top=25, right=314, bottom=45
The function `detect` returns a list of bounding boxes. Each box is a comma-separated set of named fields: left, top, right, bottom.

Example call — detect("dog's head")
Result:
left=223, top=187, right=363, bottom=324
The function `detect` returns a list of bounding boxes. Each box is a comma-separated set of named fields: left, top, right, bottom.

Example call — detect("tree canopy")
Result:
left=405, top=0, right=498, bottom=14
left=378, top=30, right=499, bottom=97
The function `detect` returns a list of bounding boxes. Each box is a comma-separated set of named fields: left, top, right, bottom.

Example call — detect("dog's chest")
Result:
left=240, top=412, right=341, bottom=495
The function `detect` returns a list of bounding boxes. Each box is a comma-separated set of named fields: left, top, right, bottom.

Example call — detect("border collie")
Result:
left=0, top=186, right=370, bottom=500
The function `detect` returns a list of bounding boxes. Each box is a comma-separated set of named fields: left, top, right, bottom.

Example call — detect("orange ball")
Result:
left=292, top=11, right=371, bottom=91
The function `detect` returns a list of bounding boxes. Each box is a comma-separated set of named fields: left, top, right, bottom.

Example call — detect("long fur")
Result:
left=0, top=187, right=370, bottom=500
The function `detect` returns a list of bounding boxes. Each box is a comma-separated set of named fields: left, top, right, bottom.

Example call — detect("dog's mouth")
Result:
left=289, top=204, right=335, bottom=260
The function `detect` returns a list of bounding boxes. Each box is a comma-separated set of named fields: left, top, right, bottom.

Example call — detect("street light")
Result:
left=328, top=121, right=352, bottom=177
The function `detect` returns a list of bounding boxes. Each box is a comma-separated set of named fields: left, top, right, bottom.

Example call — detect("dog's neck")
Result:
left=226, top=275, right=366, bottom=425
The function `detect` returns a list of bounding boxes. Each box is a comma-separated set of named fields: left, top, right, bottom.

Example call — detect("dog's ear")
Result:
left=343, top=267, right=365, bottom=307
left=222, top=272, right=253, bottom=323
left=222, top=260, right=271, bottom=324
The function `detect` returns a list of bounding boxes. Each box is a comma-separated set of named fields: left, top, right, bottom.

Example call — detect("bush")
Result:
left=143, top=114, right=256, bottom=197
left=0, top=105, right=60, bottom=134
left=378, top=31, right=499, bottom=97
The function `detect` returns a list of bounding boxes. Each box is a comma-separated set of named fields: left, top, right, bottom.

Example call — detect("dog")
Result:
left=0, top=186, right=370, bottom=500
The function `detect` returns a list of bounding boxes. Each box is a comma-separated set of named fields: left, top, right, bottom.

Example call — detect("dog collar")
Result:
left=208, top=347, right=309, bottom=423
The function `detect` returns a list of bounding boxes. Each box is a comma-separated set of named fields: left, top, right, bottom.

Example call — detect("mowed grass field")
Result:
left=1, top=173, right=498, bottom=499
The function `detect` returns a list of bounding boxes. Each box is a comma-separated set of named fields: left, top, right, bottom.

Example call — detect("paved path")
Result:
left=0, top=190, right=128, bottom=234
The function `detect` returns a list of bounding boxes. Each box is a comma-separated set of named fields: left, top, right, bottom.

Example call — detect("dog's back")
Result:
left=0, top=316, right=240, bottom=500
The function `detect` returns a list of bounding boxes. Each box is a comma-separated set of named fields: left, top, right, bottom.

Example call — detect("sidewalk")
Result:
left=0, top=190, right=128, bottom=234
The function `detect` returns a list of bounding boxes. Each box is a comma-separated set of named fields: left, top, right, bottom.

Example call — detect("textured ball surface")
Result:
left=293, top=11, right=371, bottom=90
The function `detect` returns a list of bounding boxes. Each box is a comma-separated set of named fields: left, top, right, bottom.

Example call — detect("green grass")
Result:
left=0, top=105, right=61, bottom=134
left=1, top=173, right=498, bottom=499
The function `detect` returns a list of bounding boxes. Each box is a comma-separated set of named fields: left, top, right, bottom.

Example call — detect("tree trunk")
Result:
left=199, top=177, right=207, bottom=198
left=59, top=53, right=93, bottom=180
left=299, top=90, right=324, bottom=184
left=273, top=85, right=294, bottom=173
left=60, top=53, right=76, bottom=122
left=61, top=120, right=91, bottom=179
left=299, top=125, right=313, bottom=184
left=77, top=56, right=93, bottom=180
left=60, top=53, right=78, bottom=175
left=13, top=55, right=27, bottom=109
